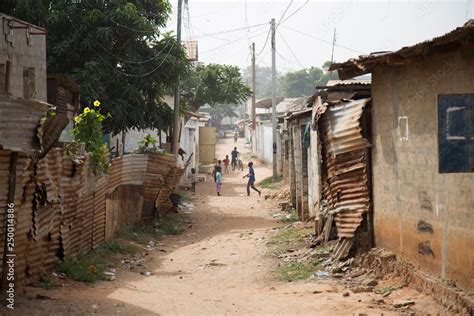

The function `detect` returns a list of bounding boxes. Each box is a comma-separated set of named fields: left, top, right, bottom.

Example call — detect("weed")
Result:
left=268, top=226, right=312, bottom=257
left=39, top=272, right=54, bottom=289
left=99, top=239, right=140, bottom=254
left=58, top=255, right=107, bottom=283
left=280, top=209, right=299, bottom=222
left=259, top=176, right=283, bottom=189
left=277, top=260, right=322, bottom=282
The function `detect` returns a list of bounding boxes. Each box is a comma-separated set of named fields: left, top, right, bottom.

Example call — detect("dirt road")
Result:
left=7, top=137, right=444, bottom=315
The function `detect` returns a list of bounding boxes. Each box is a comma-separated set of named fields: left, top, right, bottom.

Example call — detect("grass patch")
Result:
left=280, top=209, right=299, bottom=222
left=277, top=260, right=322, bottom=282
left=59, top=212, right=189, bottom=283
left=58, top=253, right=108, bottom=283
left=259, top=176, right=283, bottom=189
left=268, top=225, right=313, bottom=257
left=118, top=212, right=188, bottom=245
left=38, top=272, right=54, bottom=289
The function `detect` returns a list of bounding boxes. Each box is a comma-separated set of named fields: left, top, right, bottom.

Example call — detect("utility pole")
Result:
left=271, top=18, right=277, bottom=181
left=172, top=0, right=183, bottom=156
left=251, top=42, right=256, bottom=130
left=330, top=28, right=336, bottom=80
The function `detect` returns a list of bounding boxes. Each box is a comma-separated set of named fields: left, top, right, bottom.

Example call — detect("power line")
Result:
left=192, top=22, right=268, bottom=39
left=121, top=41, right=176, bottom=77
left=200, top=26, right=269, bottom=55
left=256, top=25, right=271, bottom=56
left=280, top=0, right=309, bottom=25
left=280, top=25, right=366, bottom=54
left=278, top=30, right=305, bottom=69
left=276, top=0, right=293, bottom=28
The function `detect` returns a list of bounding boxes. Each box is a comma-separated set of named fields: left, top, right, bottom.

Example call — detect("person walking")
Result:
left=231, top=147, right=239, bottom=171
left=215, top=166, right=223, bottom=196
left=243, top=162, right=261, bottom=196
left=190, top=168, right=197, bottom=194
left=223, top=155, right=230, bottom=174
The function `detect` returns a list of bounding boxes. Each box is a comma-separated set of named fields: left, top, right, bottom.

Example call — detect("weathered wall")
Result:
left=371, top=45, right=474, bottom=290
left=0, top=15, right=47, bottom=101
left=255, top=122, right=273, bottom=164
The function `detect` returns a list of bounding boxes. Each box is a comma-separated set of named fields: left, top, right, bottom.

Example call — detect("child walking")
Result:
left=191, top=168, right=197, bottom=194
left=243, top=162, right=261, bottom=196
left=223, top=155, right=230, bottom=174
left=215, top=166, right=223, bottom=196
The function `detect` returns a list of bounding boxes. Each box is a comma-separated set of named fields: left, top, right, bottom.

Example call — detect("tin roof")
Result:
left=330, top=20, right=474, bottom=79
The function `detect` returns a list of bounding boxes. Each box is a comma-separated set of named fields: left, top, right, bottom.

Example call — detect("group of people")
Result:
left=191, top=146, right=261, bottom=197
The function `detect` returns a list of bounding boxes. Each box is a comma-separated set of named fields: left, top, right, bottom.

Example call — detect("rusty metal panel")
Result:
left=317, top=98, right=372, bottom=259
left=0, top=96, right=50, bottom=152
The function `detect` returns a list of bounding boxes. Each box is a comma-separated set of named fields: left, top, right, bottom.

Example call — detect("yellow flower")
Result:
left=74, top=116, right=81, bottom=124
left=83, top=107, right=91, bottom=113
left=93, top=100, right=101, bottom=107
left=88, top=265, right=97, bottom=274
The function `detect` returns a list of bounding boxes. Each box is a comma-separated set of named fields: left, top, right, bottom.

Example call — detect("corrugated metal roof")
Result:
left=325, top=79, right=371, bottom=87
left=330, top=20, right=474, bottom=79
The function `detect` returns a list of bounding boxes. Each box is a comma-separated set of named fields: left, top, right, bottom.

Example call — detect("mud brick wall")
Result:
left=0, top=15, right=47, bottom=101
left=371, top=45, right=474, bottom=290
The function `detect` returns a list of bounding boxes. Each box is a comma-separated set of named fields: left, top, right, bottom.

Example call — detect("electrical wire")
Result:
left=276, top=0, right=293, bottom=29
left=256, top=25, right=271, bottom=56
left=200, top=26, right=269, bottom=56
left=278, top=30, right=305, bottom=68
left=280, top=0, right=309, bottom=25
left=121, top=41, right=176, bottom=77
left=280, top=25, right=366, bottom=54
left=191, top=22, right=268, bottom=39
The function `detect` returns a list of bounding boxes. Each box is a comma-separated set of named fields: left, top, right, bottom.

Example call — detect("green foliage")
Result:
left=277, top=260, right=321, bottom=282
left=242, top=65, right=278, bottom=99
left=268, top=226, right=312, bottom=257
left=244, top=62, right=336, bottom=98
left=136, top=133, right=163, bottom=154
left=118, top=212, right=188, bottom=245
left=259, top=176, right=283, bottom=189
left=39, top=272, right=54, bottom=289
left=200, top=103, right=239, bottom=129
left=58, top=238, right=140, bottom=283
left=72, top=102, right=108, bottom=175
left=3, top=0, right=189, bottom=134
left=182, top=63, right=251, bottom=111
left=58, top=256, right=107, bottom=283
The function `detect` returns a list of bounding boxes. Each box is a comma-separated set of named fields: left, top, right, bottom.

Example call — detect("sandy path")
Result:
left=5, top=137, right=444, bottom=315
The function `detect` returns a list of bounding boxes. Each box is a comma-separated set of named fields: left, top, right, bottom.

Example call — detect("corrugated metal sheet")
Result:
left=0, top=96, right=50, bottom=152
left=323, top=99, right=371, bottom=156
left=330, top=20, right=474, bottom=79
left=317, top=98, right=371, bottom=259
left=0, top=145, right=183, bottom=286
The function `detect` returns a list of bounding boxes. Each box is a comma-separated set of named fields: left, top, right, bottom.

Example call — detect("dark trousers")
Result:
left=247, top=180, right=260, bottom=196
left=191, top=182, right=196, bottom=193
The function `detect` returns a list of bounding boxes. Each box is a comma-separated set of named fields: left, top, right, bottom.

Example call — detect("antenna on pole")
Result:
left=330, top=28, right=336, bottom=79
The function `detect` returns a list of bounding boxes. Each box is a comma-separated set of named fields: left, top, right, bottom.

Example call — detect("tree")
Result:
left=2, top=0, right=190, bottom=135
left=242, top=65, right=279, bottom=99
left=200, top=103, right=239, bottom=131
left=181, top=63, right=251, bottom=112
left=278, top=67, right=323, bottom=97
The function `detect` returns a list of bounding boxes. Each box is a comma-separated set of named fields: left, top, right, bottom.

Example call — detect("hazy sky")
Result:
left=165, top=1, right=473, bottom=73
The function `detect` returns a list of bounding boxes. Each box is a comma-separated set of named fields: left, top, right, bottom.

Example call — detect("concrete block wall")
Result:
left=0, top=16, right=47, bottom=101
left=371, top=45, right=474, bottom=290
